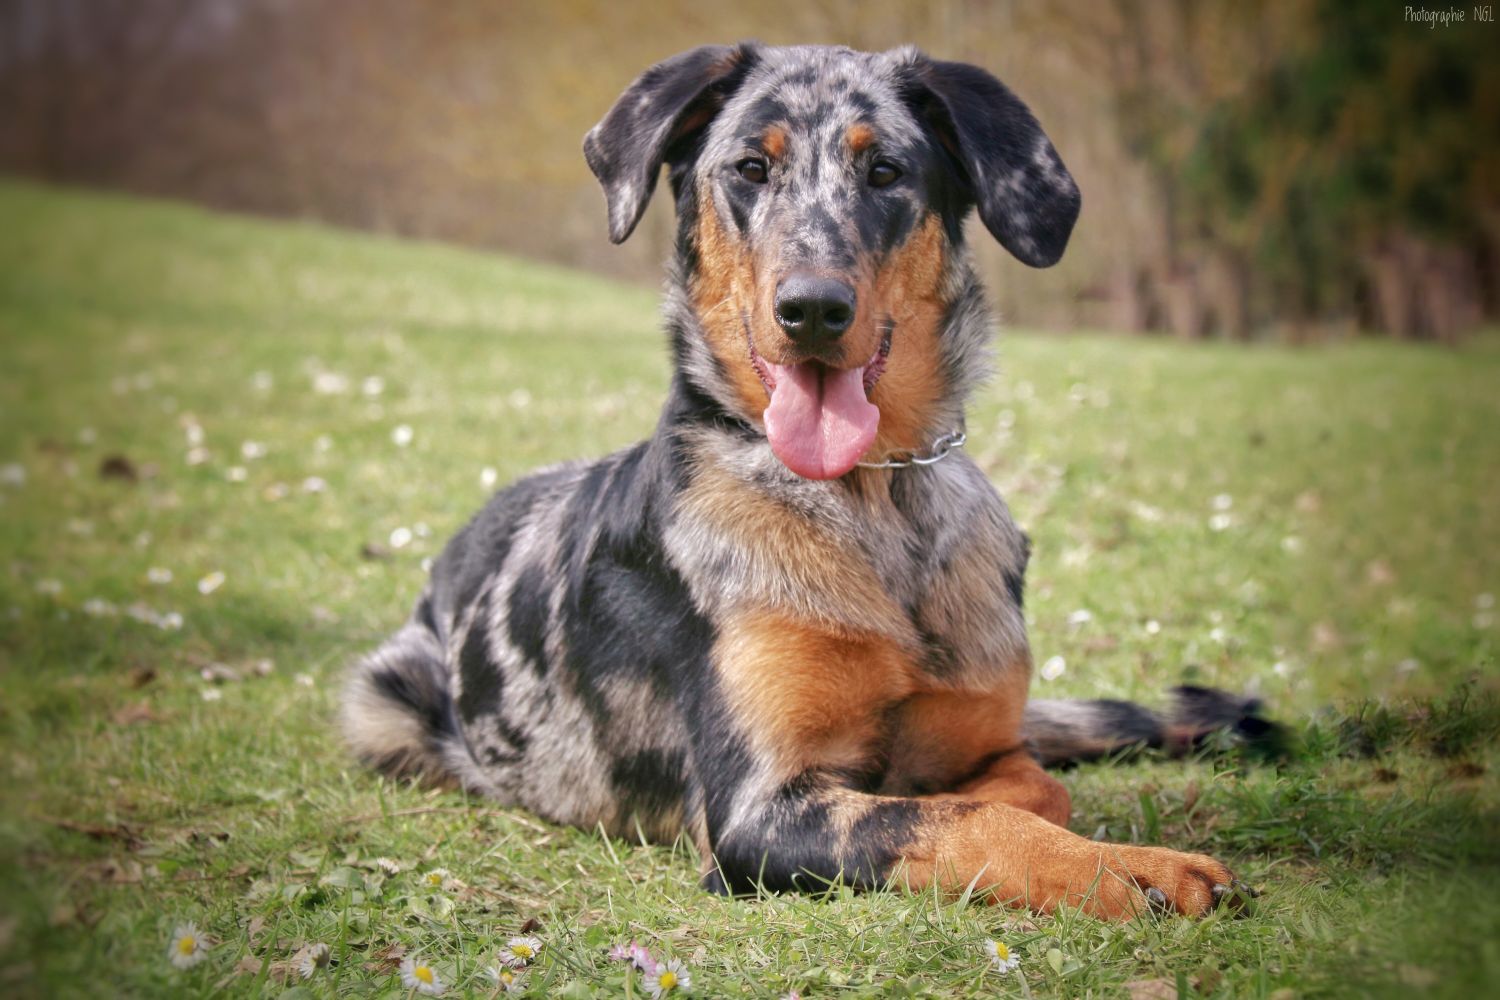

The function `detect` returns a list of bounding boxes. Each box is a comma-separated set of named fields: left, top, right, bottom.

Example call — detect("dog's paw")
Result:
left=1087, top=845, right=1256, bottom=919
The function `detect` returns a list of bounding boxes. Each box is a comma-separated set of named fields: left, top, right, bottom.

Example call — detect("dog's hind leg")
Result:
left=341, top=594, right=458, bottom=785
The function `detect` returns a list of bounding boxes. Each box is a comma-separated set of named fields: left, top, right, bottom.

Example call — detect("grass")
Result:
left=0, top=178, right=1496, bottom=998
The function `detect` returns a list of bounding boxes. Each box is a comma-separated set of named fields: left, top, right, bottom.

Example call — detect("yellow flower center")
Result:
left=513, top=944, right=533, bottom=959
left=500, top=969, right=515, bottom=984
left=177, top=937, right=197, bottom=955
left=426, top=873, right=441, bottom=885
left=659, top=970, right=678, bottom=990
left=995, top=942, right=1010, bottom=961
left=414, top=965, right=434, bottom=984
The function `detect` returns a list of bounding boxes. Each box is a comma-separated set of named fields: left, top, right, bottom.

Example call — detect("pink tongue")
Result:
left=763, top=361, right=880, bottom=479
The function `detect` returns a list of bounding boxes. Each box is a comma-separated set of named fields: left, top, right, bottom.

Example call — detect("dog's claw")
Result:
left=1144, top=886, right=1169, bottom=914
left=1211, top=880, right=1259, bottom=913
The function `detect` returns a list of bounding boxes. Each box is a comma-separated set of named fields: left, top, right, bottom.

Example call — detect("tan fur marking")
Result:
left=845, top=122, right=876, bottom=154
left=864, top=214, right=949, bottom=453
left=892, top=799, right=1233, bottom=918
left=883, top=684, right=1025, bottom=793
left=692, top=189, right=774, bottom=417
left=716, top=612, right=919, bottom=778
left=762, top=124, right=788, bottom=160
left=933, top=751, right=1072, bottom=828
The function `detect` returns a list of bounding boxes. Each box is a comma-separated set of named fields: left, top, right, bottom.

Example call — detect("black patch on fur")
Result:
left=430, top=467, right=573, bottom=620
left=368, top=659, right=452, bottom=755
left=507, top=564, right=552, bottom=677
left=456, top=594, right=498, bottom=726
left=610, top=749, right=687, bottom=820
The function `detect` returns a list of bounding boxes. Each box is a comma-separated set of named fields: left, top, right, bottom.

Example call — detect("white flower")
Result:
left=200, top=688, right=222, bottom=702
left=146, top=567, right=173, bottom=584
left=184, top=423, right=205, bottom=446
left=186, top=446, right=210, bottom=465
left=399, top=955, right=444, bottom=995
left=251, top=371, right=274, bottom=392
left=36, top=579, right=63, bottom=596
left=241, top=441, right=267, bottom=460
left=1144, top=619, right=1161, bottom=635
left=197, top=571, right=225, bottom=595
left=986, top=938, right=1020, bottom=973
left=1211, top=493, right=1233, bottom=511
left=1067, top=609, right=1092, bottom=627
left=1039, top=655, right=1066, bottom=681
left=500, top=935, right=541, bottom=967
left=389, top=526, right=413, bottom=549
left=226, top=466, right=248, bottom=482
left=487, top=964, right=527, bottom=992
left=644, top=957, right=691, bottom=996
left=392, top=424, right=414, bottom=448
left=296, top=942, right=331, bottom=979
left=301, top=476, right=327, bottom=494
left=313, top=372, right=350, bottom=395
left=0, top=462, right=26, bottom=486
left=1208, top=513, right=1233, bottom=532
left=167, top=922, right=210, bottom=969
left=362, top=376, right=386, bottom=397
left=480, top=467, right=498, bottom=489
left=421, top=867, right=451, bottom=890
left=375, top=857, right=401, bottom=875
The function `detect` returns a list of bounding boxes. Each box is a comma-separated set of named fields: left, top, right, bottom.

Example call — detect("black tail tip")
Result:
left=1168, top=684, right=1288, bottom=759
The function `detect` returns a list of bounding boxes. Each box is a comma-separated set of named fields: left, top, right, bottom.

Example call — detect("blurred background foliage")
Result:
left=1, top=0, right=1495, bottom=342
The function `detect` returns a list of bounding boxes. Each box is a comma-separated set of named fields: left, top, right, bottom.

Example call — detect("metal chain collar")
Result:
left=856, top=424, right=968, bottom=470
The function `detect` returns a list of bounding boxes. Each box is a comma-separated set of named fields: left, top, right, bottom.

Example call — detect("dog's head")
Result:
left=585, top=44, right=1079, bottom=480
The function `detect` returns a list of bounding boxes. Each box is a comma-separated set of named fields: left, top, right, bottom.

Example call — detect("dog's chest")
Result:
left=665, top=450, right=1028, bottom=685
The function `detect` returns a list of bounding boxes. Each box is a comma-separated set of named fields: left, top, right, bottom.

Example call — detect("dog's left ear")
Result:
left=584, top=43, right=759, bottom=244
left=900, top=53, right=1081, bottom=268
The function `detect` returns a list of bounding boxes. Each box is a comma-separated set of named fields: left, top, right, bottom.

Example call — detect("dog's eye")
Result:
left=868, top=161, right=902, bottom=188
left=736, top=158, right=769, bottom=184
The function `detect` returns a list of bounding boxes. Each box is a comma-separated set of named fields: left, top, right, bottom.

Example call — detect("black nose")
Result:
left=774, top=274, right=856, bottom=347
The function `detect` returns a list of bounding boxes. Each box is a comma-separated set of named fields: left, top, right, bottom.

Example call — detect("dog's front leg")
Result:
left=705, top=779, right=1236, bottom=918
left=703, top=612, right=1241, bottom=917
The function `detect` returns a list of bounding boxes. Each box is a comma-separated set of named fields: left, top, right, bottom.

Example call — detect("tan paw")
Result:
left=1084, top=844, right=1256, bottom=919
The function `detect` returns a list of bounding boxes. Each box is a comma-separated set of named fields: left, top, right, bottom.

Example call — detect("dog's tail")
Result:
left=341, top=599, right=459, bottom=785
left=1023, top=685, right=1283, bottom=767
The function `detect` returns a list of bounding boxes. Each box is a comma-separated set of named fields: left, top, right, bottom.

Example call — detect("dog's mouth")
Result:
left=749, top=328, right=891, bottom=480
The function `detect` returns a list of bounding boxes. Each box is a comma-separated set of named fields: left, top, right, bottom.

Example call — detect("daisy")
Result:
left=167, top=922, right=210, bottom=969
left=296, top=942, right=331, bottom=979
left=375, top=857, right=401, bottom=875
left=986, top=938, right=1020, bottom=973
left=644, top=957, right=690, bottom=996
left=421, top=867, right=451, bottom=890
left=487, top=964, right=527, bottom=992
left=500, top=934, right=541, bottom=967
left=399, top=955, right=444, bottom=995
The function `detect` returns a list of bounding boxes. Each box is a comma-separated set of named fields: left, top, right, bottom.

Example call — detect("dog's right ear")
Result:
left=584, top=44, right=759, bottom=244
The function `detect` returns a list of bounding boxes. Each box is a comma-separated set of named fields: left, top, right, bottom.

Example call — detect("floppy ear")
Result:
left=902, top=53, right=1080, bottom=268
left=584, top=43, right=759, bottom=244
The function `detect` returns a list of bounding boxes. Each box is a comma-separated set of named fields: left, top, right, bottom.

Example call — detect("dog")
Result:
left=343, top=43, right=1264, bottom=918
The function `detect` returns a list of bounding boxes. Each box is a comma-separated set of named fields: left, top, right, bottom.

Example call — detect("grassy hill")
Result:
left=0, top=180, right=1496, bottom=996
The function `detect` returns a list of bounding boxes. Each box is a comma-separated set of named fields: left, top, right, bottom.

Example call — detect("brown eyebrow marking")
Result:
left=846, top=122, right=876, bottom=154
left=761, top=124, right=788, bottom=160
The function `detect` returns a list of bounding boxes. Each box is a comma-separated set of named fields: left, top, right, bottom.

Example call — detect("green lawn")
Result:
left=0, top=179, right=1496, bottom=998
